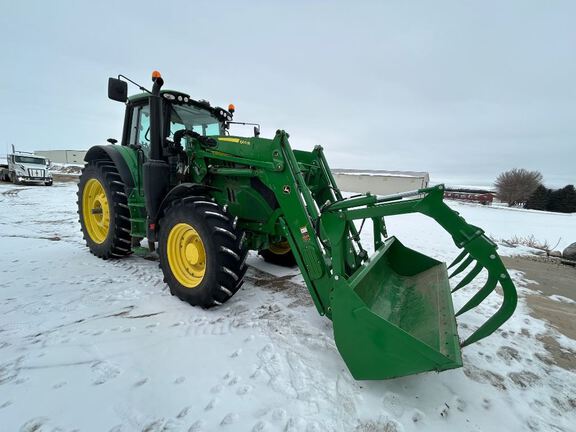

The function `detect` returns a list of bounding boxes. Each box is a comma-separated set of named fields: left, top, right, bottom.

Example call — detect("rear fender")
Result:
left=84, top=145, right=135, bottom=192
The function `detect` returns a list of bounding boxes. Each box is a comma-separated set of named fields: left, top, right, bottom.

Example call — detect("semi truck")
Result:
left=0, top=147, right=53, bottom=186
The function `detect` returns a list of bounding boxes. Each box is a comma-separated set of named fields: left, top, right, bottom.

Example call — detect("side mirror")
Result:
left=108, top=78, right=128, bottom=102
left=254, top=126, right=261, bottom=137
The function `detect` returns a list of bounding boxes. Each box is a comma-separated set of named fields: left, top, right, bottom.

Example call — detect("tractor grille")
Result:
left=28, top=168, right=45, bottom=178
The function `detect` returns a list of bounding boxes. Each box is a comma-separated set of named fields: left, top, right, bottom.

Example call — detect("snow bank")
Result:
left=49, top=163, right=83, bottom=175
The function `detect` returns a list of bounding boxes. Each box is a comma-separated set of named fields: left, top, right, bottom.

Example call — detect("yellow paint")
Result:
left=82, top=178, right=110, bottom=244
left=218, top=137, right=252, bottom=146
left=167, top=223, right=206, bottom=288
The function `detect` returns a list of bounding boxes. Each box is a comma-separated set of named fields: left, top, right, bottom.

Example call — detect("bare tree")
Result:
left=495, top=168, right=543, bottom=206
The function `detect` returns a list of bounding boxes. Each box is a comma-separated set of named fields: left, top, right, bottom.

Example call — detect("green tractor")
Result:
left=78, top=71, right=517, bottom=380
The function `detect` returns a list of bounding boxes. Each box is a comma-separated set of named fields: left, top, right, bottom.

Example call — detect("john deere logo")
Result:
left=283, top=185, right=291, bottom=194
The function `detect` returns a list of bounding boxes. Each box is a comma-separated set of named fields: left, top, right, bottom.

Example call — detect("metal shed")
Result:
left=332, top=169, right=430, bottom=195
left=35, top=150, right=87, bottom=165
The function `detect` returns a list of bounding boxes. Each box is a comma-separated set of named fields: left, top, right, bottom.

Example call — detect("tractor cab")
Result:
left=118, top=90, right=231, bottom=159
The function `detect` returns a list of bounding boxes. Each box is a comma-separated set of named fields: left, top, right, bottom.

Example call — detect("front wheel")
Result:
left=158, top=197, right=248, bottom=308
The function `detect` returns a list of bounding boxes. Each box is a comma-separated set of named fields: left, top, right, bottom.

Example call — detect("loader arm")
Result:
left=254, top=131, right=518, bottom=379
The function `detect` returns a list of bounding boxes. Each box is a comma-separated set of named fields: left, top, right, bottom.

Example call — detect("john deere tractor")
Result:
left=78, top=72, right=517, bottom=380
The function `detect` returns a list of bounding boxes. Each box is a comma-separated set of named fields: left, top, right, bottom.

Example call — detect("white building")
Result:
left=35, top=150, right=87, bottom=165
left=332, top=169, right=430, bottom=195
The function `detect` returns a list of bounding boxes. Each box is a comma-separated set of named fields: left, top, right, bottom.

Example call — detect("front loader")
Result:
left=78, top=72, right=517, bottom=380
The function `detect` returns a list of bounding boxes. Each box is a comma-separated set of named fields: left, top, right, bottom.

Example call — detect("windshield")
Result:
left=15, top=156, right=46, bottom=165
left=169, top=104, right=222, bottom=138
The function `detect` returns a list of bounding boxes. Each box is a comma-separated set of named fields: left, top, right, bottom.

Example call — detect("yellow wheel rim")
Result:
left=82, top=178, right=110, bottom=244
left=268, top=241, right=291, bottom=255
left=167, top=223, right=207, bottom=288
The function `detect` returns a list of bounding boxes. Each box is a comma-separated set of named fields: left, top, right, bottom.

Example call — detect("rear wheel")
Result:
left=77, top=159, right=132, bottom=259
left=158, top=197, right=248, bottom=308
left=259, top=241, right=297, bottom=267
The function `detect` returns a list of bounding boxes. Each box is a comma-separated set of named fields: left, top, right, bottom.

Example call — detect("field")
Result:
left=0, top=181, right=575, bottom=432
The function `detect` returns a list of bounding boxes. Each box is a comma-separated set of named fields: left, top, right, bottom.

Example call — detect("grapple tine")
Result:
left=449, top=254, right=474, bottom=279
left=448, top=249, right=468, bottom=269
left=461, top=264, right=518, bottom=347
left=455, top=273, right=498, bottom=316
left=451, top=261, right=483, bottom=293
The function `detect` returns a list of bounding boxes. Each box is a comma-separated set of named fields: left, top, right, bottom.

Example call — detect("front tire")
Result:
left=77, top=159, right=132, bottom=259
left=158, top=197, right=247, bottom=308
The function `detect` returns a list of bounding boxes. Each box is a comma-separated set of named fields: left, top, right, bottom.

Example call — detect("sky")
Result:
left=0, top=1, right=574, bottom=187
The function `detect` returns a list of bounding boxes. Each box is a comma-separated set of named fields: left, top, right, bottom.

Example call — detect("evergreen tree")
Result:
left=564, top=185, right=576, bottom=213
left=549, top=185, right=576, bottom=213
left=525, top=185, right=551, bottom=210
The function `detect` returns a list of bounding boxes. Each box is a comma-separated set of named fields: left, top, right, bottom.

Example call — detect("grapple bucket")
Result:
left=332, top=238, right=462, bottom=380
left=315, top=185, right=517, bottom=380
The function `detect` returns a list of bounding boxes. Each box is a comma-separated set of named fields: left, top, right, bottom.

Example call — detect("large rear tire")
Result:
left=158, top=197, right=248, bottom=308
left=77, top=159, right=132, bottom=259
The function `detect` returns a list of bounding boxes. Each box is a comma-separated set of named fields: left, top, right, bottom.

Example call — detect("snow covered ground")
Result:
left=0, top=182, right=575, bottom=432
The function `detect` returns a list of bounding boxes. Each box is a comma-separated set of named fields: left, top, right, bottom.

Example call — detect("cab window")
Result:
left=128, top=105, right=151, bottom=156
left=15, top=156, right=46, bottom=164
left=137, top=105, right=151, bottom=155
left=169, top=104, right=221, bottom=146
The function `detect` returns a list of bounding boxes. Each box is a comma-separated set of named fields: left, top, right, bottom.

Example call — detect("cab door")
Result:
left=126, top=103, right=152, bottom=158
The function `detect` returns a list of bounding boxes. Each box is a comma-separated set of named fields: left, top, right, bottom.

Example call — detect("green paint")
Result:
left=114, top=145, right=147, bottom=237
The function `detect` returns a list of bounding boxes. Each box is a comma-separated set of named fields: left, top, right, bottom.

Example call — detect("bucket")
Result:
left=331, top=237, right=463, bottom=380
